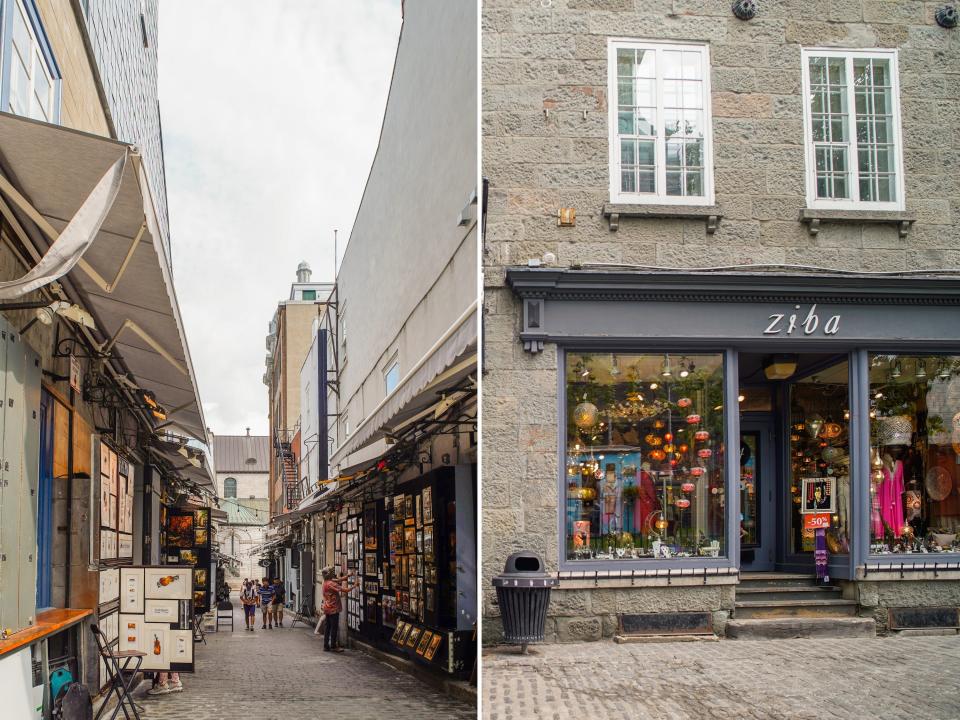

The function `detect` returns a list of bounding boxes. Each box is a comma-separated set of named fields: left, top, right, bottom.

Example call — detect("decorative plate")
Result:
left=925, top=466, right=953, bottom=501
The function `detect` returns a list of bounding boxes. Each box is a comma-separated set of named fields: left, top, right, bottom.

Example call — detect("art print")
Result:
left=363, top=505, right=377, bottom=550
left=394, top=495, right=405, bottom=519
left=140, top=623, right=169, bottom=671
left=406, top=626, right=422, bottom=649
left=397, top=622, right=413, bottom=645
left=120, top=567, right=144, bottom=613
left=391, top=620, right=406, bottom=643
left=416, top=630, right=432, bottom=655
left=100, top=529, right=117, bottom=560
left=365, top=602, right=377, bottom=624
left=144, top=568, right=190, bottom=600
left=99, top=568, right=119, bottom=604
left=193, top=568, right=207, bottom=588
left=169, top=629, right=193, bottom=663
left=382, top=595, right=397, bottom=627
left=179, top=549, right=199, bottom=565
left=144, top=599, right=179, bottom=623
left=423, top=525, right=434, bottom=561
left=405, top=495, right=414, bottom=520
left=416, top=494, right=422, bottom=528
left=167, top=514, right=195, bottom=548
left=194, top=527, right=208, bottom=546
left=404, top=525, right=416, bottom=554
left=422, top=487, right=433, bottom=524
left=426, top=586, right=435, bottom=613
left=801, top=477, right=836, bottom=514
left=194, top=509, right=209, bottom=528
left=119, top=615, right=142, bottom=653
left=100, top=481, right=111, bottom=528
left=364, top=553, right=377, bottom=576
left=193, top=590, right=206, bottom=608
left=424, top=632, right=443, bottom=661
left=118, top=533, right=133, bottom=558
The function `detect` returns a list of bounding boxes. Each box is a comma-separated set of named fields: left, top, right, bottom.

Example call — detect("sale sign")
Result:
left=803, top=513, right=832, bottom=530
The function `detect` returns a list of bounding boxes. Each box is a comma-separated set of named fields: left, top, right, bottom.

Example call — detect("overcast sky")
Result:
left=158, top=0, right=402, bottom=438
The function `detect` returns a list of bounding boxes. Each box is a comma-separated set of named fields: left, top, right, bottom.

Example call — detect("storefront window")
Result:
left=788, top=360, right=850, bottom=556
left=565, top=352, right=726, bottom=561
left=869, top=354, right=960, bottom=554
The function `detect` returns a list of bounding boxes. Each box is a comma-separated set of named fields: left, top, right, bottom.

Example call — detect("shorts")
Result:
left=243, top=604, right=256, bottom=617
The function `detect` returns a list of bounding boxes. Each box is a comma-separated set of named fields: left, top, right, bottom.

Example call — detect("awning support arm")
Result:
left=102, top=318, right=188, bottom=376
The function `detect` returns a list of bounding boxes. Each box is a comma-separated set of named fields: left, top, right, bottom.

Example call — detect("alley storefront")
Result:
left=0, top=113, right=215, bottom=715
left=491, top=268, right=960, bottom=640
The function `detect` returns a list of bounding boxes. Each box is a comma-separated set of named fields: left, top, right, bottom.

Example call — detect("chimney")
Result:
left=296, top=261, right=312, bottom=284
left=246, top=427, right=250, bottom=437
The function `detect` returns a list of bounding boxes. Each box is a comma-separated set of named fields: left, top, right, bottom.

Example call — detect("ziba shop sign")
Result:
left=764, top=304, right=840, bottom=336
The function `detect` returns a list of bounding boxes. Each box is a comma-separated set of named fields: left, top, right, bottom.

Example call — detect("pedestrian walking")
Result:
left=240, top=579, right=259, bottom=631
left=147, top=671, right=182, bottom=696
left=321, top=566, right=358, bottom=652
left=258, top=577, right=276, bottom=629
left=271, top=577, right=285, bottom=627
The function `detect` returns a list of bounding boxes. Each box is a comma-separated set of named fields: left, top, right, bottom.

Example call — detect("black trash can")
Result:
left=492, top=551, right=556, bottom=652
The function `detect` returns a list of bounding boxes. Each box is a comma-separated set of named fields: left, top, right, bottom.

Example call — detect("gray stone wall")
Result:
left=856, top=578, right=960, bottom=633
left=482, top=1, right=960, bottom=641
left=84, top=0, right=169, bottom=254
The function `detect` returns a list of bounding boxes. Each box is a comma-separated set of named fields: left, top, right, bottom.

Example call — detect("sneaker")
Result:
left=168, top=682, right=183, bottom=693
left=147, top=684, right=170, bottom=696
left=332, top=647, right=344, bottom=653
left=323, top=646, right=331, bottom=652
left=262, top=624, right=266, bottom=629
left=279, top=622, right=283, bottom=627
left=268, top=624, right=273, bottom=629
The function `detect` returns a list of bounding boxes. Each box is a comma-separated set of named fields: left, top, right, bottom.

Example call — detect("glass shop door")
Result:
left=740, top=421, right=775, bottom=571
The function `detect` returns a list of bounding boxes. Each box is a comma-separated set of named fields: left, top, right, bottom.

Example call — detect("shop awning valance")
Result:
left=0, top=112, right=208, bottom=443
left=150, top=442, right=215, bottom=489
left=330, top=301, right=477, bottom=468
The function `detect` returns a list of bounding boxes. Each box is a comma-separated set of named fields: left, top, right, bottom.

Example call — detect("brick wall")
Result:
left=481, top=0, right=960, bottom=642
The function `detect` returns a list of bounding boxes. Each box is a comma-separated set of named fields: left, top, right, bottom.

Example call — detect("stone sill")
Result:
left=798, top=207, right=916, bottom=237
left=602, top=203, right=723, bottom=233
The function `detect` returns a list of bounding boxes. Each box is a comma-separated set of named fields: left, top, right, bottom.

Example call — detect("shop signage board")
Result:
left=118, top=566, right=194, bottom=672
left=803, top=513, right=833, bottom=530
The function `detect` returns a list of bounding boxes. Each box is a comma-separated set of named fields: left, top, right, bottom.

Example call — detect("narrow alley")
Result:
left=117, top=601, right=474, bottom=720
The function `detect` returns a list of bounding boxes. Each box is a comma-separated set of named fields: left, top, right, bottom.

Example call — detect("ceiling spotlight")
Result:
left=938, top=359, right=951, bottom=379
left=610, top=355, right=620, bottom=376
left=679, top=367, right=689, bottom=378
left=661, top=355, right=672, bottom=377
left=649, top=382, right=659, bottom=390
left=890, top=360, right=902, bottom=378
left=738, top=394, right=745, bottom=402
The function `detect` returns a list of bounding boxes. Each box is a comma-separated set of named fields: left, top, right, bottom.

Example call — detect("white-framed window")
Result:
left=384, top=358, right=400, bottom=396
left=800, top=48, right=905, bottom=211
left=607, top=39, right=715, bottom=205
left=4, top=0, right=58, bottom=122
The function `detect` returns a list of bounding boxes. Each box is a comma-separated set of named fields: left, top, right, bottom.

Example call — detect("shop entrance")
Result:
left=738, top=353, right=852, bottom=575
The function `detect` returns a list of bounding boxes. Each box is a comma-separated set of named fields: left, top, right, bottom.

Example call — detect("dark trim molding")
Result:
left=506, top=268, right=960, bottom=305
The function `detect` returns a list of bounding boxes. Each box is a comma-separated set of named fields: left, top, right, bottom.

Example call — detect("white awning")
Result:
left=330, top=302, right=477, bottom=467
left=0, top=112, right=208, bottom=443
left=150, top=441, right=215, bottom=489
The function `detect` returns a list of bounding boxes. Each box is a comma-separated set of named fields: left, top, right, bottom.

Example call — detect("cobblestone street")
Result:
left=483, top=636, right=960, bottom=720
left=117, top=602, right=474, bottom=720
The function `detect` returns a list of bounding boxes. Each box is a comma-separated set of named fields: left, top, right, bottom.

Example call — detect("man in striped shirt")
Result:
left=258, top=577, right=275, bottom=629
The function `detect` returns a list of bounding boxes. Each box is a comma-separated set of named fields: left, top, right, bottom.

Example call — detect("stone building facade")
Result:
left=482, top=1, right=960, bottom=643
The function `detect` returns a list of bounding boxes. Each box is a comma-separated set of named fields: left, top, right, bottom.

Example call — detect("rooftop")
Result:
left=212, top=432, right=270, bottom=473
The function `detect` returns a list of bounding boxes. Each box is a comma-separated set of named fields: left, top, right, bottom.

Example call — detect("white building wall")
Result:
left=299, top=330, right=321, bottom=489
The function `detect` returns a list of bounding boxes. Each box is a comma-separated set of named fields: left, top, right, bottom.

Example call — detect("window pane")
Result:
left=852, top=56, right=896, bottom=203
left=565, top=353, right=727, bottom=561
left=868, top=355, right=960, bottom=555
left=621, top=140, right=636, bottom=166
left=809, top=57, right=827, bottom=85
left=685, top=141, right=703, bottom=167
left=637, top=170, right=655, bottom=193
left=12, top=4, right=31, bottom=65
left=828, top=58, right=846, bottom=85
left=617, top=48, right=635, bottom=77
left=618, top=110, right=634, bottom=134
left=662, top=50, right=683, bottom=79
left=621, top=169, right=636, bottom=193
left=666, top=141, right=682, bottom=168
left=681, top=51, right=702, bottom=80
left=617, top=79, right=634, bottom=106
left=636, top=49, right=655, bottom=78
left=635, top=108, right=655, bottom=136
left=789, top=359, right=850, bottom=555
left=11, top=57, right=30, bottom=113
left=685, top=170, right=703, bottom=196
left=663, top=110, right=681, bottom=138
left=637, top=140, right=655, bottom=166
left=682, top=80, right=703, bottom=110
left=663, top=80, right=680, bottom=109
left=666, top=170, right=682, bottom=195
left=682, top=110, right=703, bottom=137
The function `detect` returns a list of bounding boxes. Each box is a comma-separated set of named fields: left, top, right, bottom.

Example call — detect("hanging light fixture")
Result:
left=678, top=356, right=689, bottom=378
left=916, top=359, right=927, bottom=379
left=890, top=359, right=902, bottom=378
left=938, top=358, right=951, bottom=380
left=764, top=354, right=798, bottom=380
left=609, top=354, right=620, bottom=376
left=661, top=354, right=672, bottom=377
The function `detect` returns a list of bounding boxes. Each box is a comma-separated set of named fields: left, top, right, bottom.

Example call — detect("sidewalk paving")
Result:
left=122, top=602, right=474, bottom=720
left=483, top=635, right=960, bottom=720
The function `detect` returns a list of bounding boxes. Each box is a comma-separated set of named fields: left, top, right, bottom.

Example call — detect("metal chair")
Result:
left=215, top=600, right=234, bottom=632
left=91, top=624, right=144, bottom=720
left=192, top=613, right=207, bottom=645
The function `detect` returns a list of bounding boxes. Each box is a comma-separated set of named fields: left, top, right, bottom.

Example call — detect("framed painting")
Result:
left=179, top=549, right=199, bottom=566
left=144, top=599, right=179, bottom=623
left=422, top=486, right=433, bottom=524
left=144, top=568, right=191, bottom=600
left=416, top=630, right=432, bottom=655
left=364, top=553, right=377, bottom=576
left=193, top=568, right=207, bottom=588
left=416, top=494, right=422, bottom=528
left=404, top=495, right=414, bottom=521
left=194, top=509, right=209, bottom=528
left=166, top=514, right=194, bottom=548
left=424, top=632, right=443, bottom=661
left=120, top=568, right=144, bottom=613
left=194, top=528, right=208, bottom=547
left=423, top=525, right=434, bottom=562
left=801, top=477, right=836, bottom=514
left=404, top=526, right=416, bottom=554
left=406, top=626, right=422, bottom=649
left=168, top=629, right=193, bottom=664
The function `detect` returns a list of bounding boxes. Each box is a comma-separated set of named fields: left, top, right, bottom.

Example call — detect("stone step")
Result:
left=739, top=573, right=818, bottom=588
left=734, top=598, right=858, bottom=619
left=736, top=586, right=843, bottom=602
left=726, top=617, right=876, bottom=640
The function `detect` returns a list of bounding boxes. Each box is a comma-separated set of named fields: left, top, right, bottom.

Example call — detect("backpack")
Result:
left=55, top=682, right=92, bottom=720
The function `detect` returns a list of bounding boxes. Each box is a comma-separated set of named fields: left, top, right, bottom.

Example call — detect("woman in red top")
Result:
left=321, top=566, right=358, bottom=652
